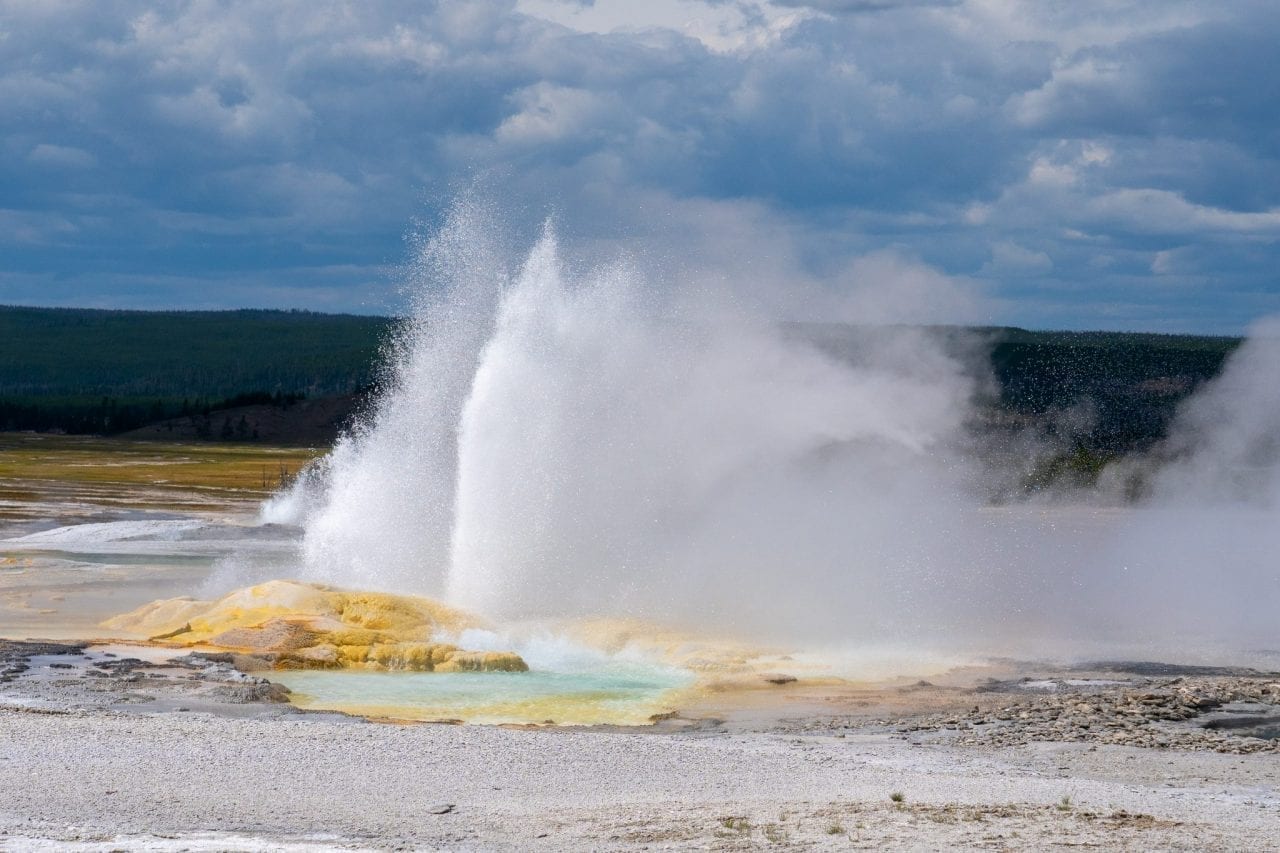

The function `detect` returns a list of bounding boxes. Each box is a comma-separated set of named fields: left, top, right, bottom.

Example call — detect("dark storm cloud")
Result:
left=0, top=0, right=1278, bottom=330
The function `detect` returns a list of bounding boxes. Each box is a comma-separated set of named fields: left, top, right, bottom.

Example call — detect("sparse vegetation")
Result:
left=890, top=791, right=905, bottom=804
left=0, top=433, right=319, bottom=494
left=1058, top=794, right=1073, bottom=811
left=826, top=822, right=844, bottom=834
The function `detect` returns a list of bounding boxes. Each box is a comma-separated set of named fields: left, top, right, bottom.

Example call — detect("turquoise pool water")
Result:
left=270, top=663, right=694, bottom=725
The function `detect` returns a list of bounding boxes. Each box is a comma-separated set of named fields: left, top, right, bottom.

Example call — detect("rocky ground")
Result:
left=2, top=641, right=1279, bottom=850
left=0, top=639, right=300, bottom=718
left=766, top=669, right=1280, bottom=755
left=908, top=674, right=1280, bottom=754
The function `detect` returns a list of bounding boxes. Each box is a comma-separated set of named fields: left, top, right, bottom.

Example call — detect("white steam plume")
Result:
left=264, top=201, right=511, bottom=591
left=259, top=200, right=1279, bottom=659
left=1090, top=317, right=1280, bottom=653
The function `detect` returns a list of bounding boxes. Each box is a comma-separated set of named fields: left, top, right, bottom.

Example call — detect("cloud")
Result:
left=774, top=0, right=961, bottom=12
left=27, top=143, right=97, bottom=169
left=495, top=83, right=614, bottom=145
left=981, top=241, right=1053, bottom=277
left=1088, top=189, right=1280, bottom=236
left=0, top=0, right=1276, bottom=332
left=0, top=209, right=79, bottom=245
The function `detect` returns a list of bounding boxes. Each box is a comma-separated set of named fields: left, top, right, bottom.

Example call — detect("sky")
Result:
left=1, top=0, right=1279, bottom=332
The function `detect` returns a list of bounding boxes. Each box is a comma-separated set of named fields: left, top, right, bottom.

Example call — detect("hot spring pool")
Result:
left=270, top=665, right=695, bottom=726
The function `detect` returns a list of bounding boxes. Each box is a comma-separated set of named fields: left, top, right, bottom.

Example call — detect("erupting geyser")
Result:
left=266, top=200, right=984, bottom=641
left=262, top=199, right=1280, bottom=659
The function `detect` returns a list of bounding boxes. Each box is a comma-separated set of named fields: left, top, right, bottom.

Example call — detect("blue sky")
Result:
left=2, top=0, right=1278, bottom=332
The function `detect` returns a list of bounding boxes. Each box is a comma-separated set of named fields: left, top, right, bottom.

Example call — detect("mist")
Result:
left=260, top=200, right=1279, bottom=661
left=1087, top=317, right=1280, bottom=654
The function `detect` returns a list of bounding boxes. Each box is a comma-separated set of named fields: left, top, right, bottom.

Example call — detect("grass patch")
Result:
left=0, top=434, right=319, bottom=494
left=761, top=823, right=787, bottom=843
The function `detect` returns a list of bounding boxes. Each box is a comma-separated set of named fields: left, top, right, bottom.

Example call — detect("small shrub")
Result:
left=762, top=824, right=787, bottom=843
left=890, top=792, right=905, bottom=804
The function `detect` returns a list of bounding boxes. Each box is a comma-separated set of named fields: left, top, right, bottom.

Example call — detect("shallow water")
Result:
left=271, top=665, right=695, bottom=726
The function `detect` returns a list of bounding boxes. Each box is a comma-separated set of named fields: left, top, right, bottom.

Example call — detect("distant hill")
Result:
left=0, top=307, right=1245, bottom=463
left=982, top=327, right=1240, bottom=453
left=118, top=394, right=364, bottom=446
left=792, top=322, right=1242, bottom=487
left=0, top=306, right=395, bottom=438
left=0, top=306, right=393, bottom=397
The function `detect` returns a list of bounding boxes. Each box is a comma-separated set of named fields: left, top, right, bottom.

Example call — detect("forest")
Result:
left=0, top=306, right=391, bottom=435
left=1, top=306, right=1240, bottom=464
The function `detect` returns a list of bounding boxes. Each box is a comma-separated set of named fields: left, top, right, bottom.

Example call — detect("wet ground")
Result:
left=0, top=435, right=311, bottom=639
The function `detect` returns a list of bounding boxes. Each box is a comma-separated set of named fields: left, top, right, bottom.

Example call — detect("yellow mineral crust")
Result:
left=560, top=617, right=782, bottom=674
left=101, top=580, right=528, bottom=673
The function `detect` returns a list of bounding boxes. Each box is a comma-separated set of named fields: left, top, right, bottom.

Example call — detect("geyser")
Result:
left=263, top=199, right=1280, bottom=659
left=267, top=199, right=985, bottom=643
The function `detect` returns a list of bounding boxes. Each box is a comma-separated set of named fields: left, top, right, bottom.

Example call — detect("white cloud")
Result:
left=1090, top=189, right=1280, bottom=235
left=0, top=0, right=1277, bottom=329
left=496, top=83, right=612, bottom=144
left=515, top=0, right=812, bottom=52
left=27, top=143, right=96, bottom=168
left=981, top=240, right=1053, bottom=276
left=0, top=209, right=78, bottom=245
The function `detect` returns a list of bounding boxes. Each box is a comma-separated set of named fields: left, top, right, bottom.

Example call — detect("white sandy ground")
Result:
left=1, top=709, right=1278, bottom=851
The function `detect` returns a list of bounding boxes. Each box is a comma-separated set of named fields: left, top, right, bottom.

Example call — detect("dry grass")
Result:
left=0, top=434, right=320, bottom=494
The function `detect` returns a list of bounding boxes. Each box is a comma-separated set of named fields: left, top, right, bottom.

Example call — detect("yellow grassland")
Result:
left=0, top=434, right=321, bottom=493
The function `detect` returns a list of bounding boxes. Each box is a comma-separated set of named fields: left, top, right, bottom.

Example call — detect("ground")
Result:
left=1, top=437, right=1278, bottom=850
left=1, top=639, right=1278, bottom=850
left=2, top=705, right=1278, bottom=850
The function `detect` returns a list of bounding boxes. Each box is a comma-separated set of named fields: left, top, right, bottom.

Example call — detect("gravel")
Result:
left=898, top=676, right=1280, bottom=754
left=3, top=705, right=1279, bottom=850
left=3, top=642, right=1279, bottom=849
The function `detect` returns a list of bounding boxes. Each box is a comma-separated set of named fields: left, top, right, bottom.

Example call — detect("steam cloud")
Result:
left=262, top=200, right=1279, bottom=661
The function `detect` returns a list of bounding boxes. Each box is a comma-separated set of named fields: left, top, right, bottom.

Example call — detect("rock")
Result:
left=212, top=678, right=292, bottom=703
left=435, top=651, right=528, bottom=673
left=761, top=673, right=798, bottom=685
left=296, top=644, right=340, bottom=667
left=149, top=622, right=193, bottom=641
left=210, top=618, right=319, bottom=652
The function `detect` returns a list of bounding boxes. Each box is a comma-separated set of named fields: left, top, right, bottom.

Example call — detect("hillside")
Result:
left=984, top=327, right=1239, bottom=452
left=117, top=395, right=365, bottom=446
left=0, top=306, right=393, bottom=397
left=0, top=307, right=1243, bottom=458
left=0, top=306, right=394, bottom=437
